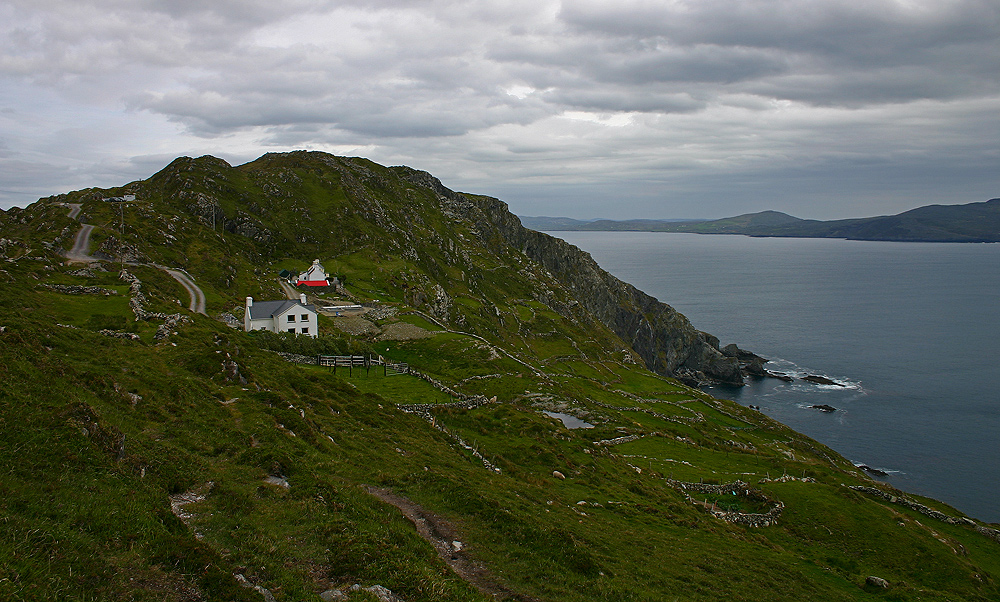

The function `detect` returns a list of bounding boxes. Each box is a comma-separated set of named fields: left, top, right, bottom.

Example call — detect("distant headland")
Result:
left=521, top=197, right=1000, bottom=243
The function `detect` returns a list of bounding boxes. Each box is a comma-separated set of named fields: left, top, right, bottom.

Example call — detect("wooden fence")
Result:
left=317, top=354, right=408, bottom=376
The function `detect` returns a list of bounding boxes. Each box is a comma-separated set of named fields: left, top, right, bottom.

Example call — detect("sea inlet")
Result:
left=555, top=231, right=1000, bottom=523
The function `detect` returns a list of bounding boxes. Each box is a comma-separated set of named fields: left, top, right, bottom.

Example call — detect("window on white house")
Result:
left=288, top=314, right=296, bottom=322
left=301, top=327, right=309, bottom=334
left=287, top=327, right=295, bottom=333
left=301, top=314, right=309, bottom=321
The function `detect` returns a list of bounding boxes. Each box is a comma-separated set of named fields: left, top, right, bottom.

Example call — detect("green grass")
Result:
left=5, top=156, right=1000, bottom=602
left=397, top=313, right=442, bottom=331
left=326, top=368, right=457, bottom=405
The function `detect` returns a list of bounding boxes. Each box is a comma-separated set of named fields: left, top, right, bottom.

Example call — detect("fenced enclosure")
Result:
left=317, top=354, right=408, bottom=376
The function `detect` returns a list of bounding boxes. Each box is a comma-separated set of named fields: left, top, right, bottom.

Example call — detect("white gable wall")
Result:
left=273, top=304, right=317, bottom=337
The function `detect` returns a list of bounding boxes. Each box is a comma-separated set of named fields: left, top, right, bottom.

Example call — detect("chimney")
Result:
left=299, top=293, right=307, bottom=305
left=246, top=296, right=253, bottom=308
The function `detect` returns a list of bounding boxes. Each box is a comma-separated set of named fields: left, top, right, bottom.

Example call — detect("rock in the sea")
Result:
left=765, top=371, right=794, bottom=382
left=722, top=343, right=769, bottom=376
left=858, top=464, right=888, bottom=477
left=802, top=374, right=846, bottom=387
left=809, top=404, right=838, bottom=413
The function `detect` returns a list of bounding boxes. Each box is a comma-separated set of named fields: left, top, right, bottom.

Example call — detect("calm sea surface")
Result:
left=553, top=231, right=1000, bottom=523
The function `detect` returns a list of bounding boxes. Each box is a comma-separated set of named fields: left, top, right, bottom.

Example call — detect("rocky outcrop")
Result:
left=721, top=343, right=769, bottom=377
left=391, top=167, right=745, bottom=385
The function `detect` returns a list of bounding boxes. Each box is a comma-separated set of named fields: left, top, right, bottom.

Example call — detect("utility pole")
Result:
left=119, top=200, right=125, bottom=270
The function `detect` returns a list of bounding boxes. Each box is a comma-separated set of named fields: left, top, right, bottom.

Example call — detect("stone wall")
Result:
left=666, top=478, right=784, bottom=528
left=849, top=485, right=999, bottom=543
left=395, top=402, right=501, bottom=474
left=592, top=434, right=642, bottom=447
left=276, top=351, right=317, bottom=365
left=40, top=283, right=117, bottom=295
left=119, top=269, right=190, bottom=339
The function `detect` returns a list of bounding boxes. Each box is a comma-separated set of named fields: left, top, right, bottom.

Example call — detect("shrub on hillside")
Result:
left=247, top=330, right=372, bottom=357
left=85, top=313, right=135, bottom=332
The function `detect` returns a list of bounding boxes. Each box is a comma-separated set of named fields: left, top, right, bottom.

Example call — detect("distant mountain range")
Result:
left=521, top=198, right=1000, bottom=242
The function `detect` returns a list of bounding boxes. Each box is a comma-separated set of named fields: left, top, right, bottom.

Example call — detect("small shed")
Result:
left=245, top=294, right=318, bottom=337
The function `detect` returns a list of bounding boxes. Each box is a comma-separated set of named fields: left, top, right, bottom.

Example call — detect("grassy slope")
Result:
left=1, top=154, right=999, bottom=601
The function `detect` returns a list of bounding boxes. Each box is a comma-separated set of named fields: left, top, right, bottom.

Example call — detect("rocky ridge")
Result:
left=392, top=166, right=748, bottom=385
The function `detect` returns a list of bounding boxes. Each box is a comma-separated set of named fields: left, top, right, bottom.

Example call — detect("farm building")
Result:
left=296, top=259, right=330, bottom=287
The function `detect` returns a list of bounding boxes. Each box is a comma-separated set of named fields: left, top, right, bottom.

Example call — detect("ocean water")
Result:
left=552, top=231, right=1000, bottom=523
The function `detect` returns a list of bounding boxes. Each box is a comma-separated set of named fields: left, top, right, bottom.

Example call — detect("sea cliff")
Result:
left=392, top=166, right=745, bottom=385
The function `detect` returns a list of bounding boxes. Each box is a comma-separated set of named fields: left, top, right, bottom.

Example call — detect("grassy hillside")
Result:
left=1, top=153, right=999, bottom=601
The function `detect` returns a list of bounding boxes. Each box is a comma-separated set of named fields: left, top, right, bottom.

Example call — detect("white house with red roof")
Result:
left=244, top=294, right=318, bottom=337
left=296, top=259, right=330, bottom=287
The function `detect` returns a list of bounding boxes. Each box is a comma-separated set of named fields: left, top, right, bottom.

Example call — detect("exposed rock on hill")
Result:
left=391, top=166, right=743, bottom=384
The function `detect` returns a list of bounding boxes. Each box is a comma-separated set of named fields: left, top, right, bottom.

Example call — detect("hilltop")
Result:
left=1, top=151, right=999, bottom=601
left=522, top=199, right=1000, bottom=242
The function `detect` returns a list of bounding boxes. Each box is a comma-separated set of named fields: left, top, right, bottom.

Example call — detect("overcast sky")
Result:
left=2, top=0, right=998, bottom=219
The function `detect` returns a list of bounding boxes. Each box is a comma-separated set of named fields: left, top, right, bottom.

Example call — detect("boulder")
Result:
left=803, top=374, right=846, bottom=387
left=866, top=576, right=889, bottom=588
left=858, top=464, right=888, bottom=477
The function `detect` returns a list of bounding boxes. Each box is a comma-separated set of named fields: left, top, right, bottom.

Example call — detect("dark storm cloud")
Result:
left=559, top=0, right=1000, bottom=104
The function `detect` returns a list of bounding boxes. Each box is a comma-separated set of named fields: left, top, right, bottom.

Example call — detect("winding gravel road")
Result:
left=278, top=278, right=299, bottom=300
left=63, top=203, right=207, bottom=315
left=159, top=267, right=207, bottom=315
left=66, top=223, right=95, bottom=262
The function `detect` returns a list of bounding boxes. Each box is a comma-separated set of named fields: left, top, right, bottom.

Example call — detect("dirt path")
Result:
left=364, top=486, right=537, bottom=601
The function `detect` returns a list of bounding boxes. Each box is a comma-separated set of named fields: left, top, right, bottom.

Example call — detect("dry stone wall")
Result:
left=119, top=269, right=190, bottom=339
left=40, top=283, right=117, bottom=295
left=667, top=478, right=784, bottom=528
left=850, top=485, right=1000, bottom=543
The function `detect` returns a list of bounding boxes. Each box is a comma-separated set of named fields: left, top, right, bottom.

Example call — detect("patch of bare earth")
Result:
left=331, top=316, right=381, bottom=336
left=169, top=481, right=214, bottom=536
left=364, top=486, right=538, bottom=601
left=126, top=567, right=206, bottom=602
left=377, top=321, right=436, bottom=341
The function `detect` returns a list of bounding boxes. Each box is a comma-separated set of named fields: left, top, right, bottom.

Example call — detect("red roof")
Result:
left=296, top=280, right=329, bottom=287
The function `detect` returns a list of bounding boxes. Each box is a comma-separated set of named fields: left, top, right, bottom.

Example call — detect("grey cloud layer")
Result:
left=0, top=0, right=997, bottom=216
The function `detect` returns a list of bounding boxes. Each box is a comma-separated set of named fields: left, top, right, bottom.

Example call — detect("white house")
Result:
left=296, top=259, right=330, bottom=287
left=245, top=294, right=318, bottom=337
